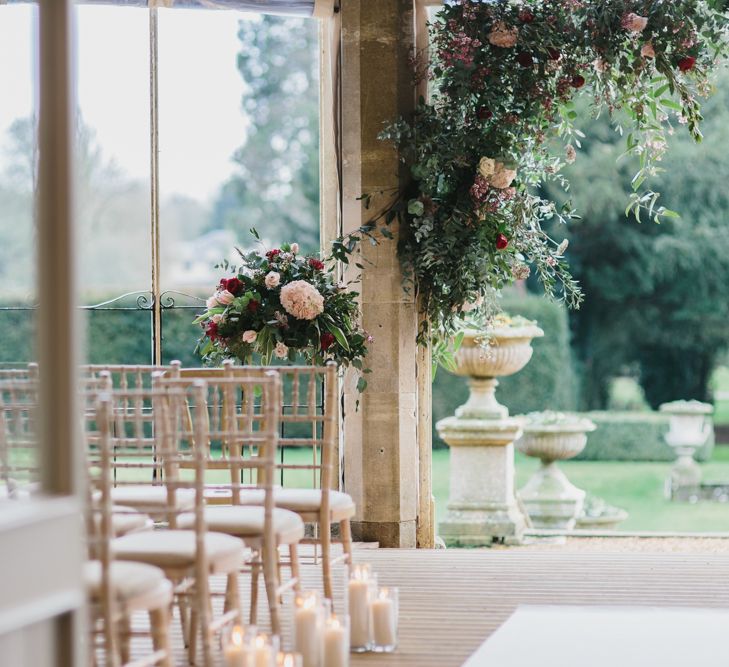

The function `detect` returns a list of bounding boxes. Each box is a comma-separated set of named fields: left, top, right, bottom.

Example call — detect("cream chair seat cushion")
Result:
left=113, top=529, right=244, bottom=573
left=84, top=560, right=173, bottom=609
left=92, top=506, right=154, bottom=537
left=206, top=487, right=356, bottom=521
left=177, top=506, right=304, bottom=544
left=109, top=486, right=196, bottom=512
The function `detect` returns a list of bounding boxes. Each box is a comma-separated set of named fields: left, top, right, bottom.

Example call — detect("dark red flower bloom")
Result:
left=320, top=332, right=336, bottom=351
left=518, top=9, right=535, bottom=23
left=571, top=74, right=586, bottom=88
left=547, top=47, right=561, bottom=61
left=477, top=107, right=493, bottom=120
left=308, top=258, right=325, bottom=271
left=222, top=277, right=243, bottom=295
left=247, top=299, right=260, bottom=313
left=677, top=56, right=696, bottom=72
left=516, top=52, right=534, bottom=68
left=266, top=249, right=282, bottom=260
left=496, top=233, right=509, bottom=250
left=205, top=321, right=219, bottom=341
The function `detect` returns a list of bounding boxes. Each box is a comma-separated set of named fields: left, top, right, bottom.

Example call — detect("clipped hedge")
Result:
left=432, top=294, right=579, bottom=448
left=576, top=410, right=715, bottom=462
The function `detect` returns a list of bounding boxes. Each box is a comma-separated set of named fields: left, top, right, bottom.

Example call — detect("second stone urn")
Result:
left=437, top=317, right=544, bottom=546
left=515, top=412, right=596, bottom=530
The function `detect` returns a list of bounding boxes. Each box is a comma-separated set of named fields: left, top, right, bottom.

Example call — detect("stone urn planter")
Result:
left=515, top=411, right=596, bottom=530
left=576, top=494, right=629, bottom=531
left=452, top=319, right=545, bottom=420
left=437, top=316, right=544, bottom=546
left=659, top=399, right=713, bottom=499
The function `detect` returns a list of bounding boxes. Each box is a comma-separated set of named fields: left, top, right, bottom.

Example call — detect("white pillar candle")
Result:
left=294, top=592, right=323, bottom=667
left=254, top=633, right=274, bottom=667
left=224, top=625, right=250, bottom=667
left=347, top=565, right=374, bottom=649
left=371, top=587, right=397, bottom=649
left=323, top=616, right=349, bottom=667
left=276, top=652, right=303, bottom=667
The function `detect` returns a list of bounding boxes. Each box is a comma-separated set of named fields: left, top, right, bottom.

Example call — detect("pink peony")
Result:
left=488, top=22, right=518, bottom=48
left=280, top=280, right=325, bottom=321
left=216, top=290, right=235, bottom=306
left=490, top=163, right=517, bottom=189
left=242, top=330, right=257, bottom=344
left=621, top=13, right=648, bottom=33
left=265, top=271, right=281, bottom=289
left=641, top=42, right=655, bottom=58
left=274, top=342, right=289, bottom=359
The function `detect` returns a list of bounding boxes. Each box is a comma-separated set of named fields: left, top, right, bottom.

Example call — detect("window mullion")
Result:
left=149, top=8, right=162, bottom=365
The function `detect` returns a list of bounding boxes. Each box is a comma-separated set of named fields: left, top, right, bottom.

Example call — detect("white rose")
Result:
left=274, top=342, right=289, bottom=359
left=478, top=157, right=496, bottom=178
left=265, top=271, right=281, bottom=289
left=242, top=330, right=257, bottom=344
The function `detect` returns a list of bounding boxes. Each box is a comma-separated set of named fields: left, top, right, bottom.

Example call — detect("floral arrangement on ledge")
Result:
left=194, top=232, right=371, bottom=389
left=333, top=0, right=728, bottom=341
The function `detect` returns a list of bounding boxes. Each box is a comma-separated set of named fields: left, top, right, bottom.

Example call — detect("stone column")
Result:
left=340, top=0, right=420, bottom=547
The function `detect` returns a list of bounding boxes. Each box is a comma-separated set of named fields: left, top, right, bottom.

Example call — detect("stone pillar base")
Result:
left=350, top=520, right=417, bottom=548
left=439, top=500, right=526, bottom=546
left=436, top=416, right=526, bottom=546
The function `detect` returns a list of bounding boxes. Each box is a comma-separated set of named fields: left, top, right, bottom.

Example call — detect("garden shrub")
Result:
left=432, top=294, right=578, bottom=448
left=576, top=410, right=714, bottom=462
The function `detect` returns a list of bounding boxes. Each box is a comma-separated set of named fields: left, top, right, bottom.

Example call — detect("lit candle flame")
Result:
left=379, top=587, right=389, bottom=600
left=255, top=633, right=268, bottom=649
left=230, top=625, right=244, bottom=647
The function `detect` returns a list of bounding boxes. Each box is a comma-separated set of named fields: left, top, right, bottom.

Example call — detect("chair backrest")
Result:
left=169, top=362, right=339, bottom=494
left=156, top=372, right=282, bottom=509
left=0, top=377, right=40, bottom=499
left=0, top=362, right=39, bottom=382
left=81, top=364, right=168, bottom=390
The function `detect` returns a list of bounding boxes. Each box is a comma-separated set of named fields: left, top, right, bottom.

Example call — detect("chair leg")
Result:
left=188, top=601, right=198, bottom=666
left=118, top=614, right=131, bottom=665
left=321, top=521, right=333, bottom=603
left=149, top=606, right=172, bottom=667
left=262, top=544, right=281, bottom=635
left=249, top=554, right=260, bottom=626
left=341, top=518, right=353, bottom=573
left=225, top=571, right=241, bottom=621
left=289, top=542, right=302, bottom=593
left=177, top=583, right=190, bottom=648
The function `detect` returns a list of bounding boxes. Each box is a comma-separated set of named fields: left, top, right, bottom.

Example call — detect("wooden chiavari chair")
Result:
left=171, top=361, right=353, bottom=603
left=103, top=379, right=248, bottom=666
left=85, top=394, right=173, bottom=667
left=158, top=372, right=302, bottom=634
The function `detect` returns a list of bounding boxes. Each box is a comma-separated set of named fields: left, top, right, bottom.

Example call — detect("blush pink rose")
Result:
left=488, top=22, right=518, bottom=48
left=265, top=271, right=281, bottom=289
left=242, top=330, right=257, bottom=344
left=216, top=290, right=235, bottom=305
left=622, top=13, right=648, bottom=32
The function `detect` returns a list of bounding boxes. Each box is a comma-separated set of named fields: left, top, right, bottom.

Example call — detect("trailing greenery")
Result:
left=575, top=410, right=715, bottom=461
left=335, top=0, right=729, bottom=343
left=432, top=294, right=578, bottom=448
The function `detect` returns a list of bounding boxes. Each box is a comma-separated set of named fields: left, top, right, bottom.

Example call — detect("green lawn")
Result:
left=432, top=446, right=729, bottom=533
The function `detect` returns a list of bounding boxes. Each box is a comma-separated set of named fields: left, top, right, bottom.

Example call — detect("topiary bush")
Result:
left=576, top=410, right=714, bottom=462
left=432, top=293, right=579, bottom=448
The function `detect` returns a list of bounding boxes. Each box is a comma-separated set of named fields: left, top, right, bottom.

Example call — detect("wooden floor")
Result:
left=126, top=542, right=729, bottom=666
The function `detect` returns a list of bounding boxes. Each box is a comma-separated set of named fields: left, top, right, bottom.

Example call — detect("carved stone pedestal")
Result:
left=437, top=416, right=526, bottom=546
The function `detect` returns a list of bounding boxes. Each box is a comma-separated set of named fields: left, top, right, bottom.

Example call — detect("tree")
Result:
left=543, top=72, right=729, bottom=408
left=210, top=15, right=320, bottom=252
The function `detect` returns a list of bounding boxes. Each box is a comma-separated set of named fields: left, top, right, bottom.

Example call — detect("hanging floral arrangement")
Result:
left=194, top=231, right=371, bottom=389
left=332, top=0, right=729, bottom=341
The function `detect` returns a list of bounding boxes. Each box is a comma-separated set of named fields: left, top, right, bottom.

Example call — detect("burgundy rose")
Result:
left=518, top=9, right=535, bottom=23
left=308, top=258, right=325, bottom=271
left=222, top=277, right=243, bottom=295
left=247, top=299, right=260, bottom=313
left=571, top=74, right=586, bottom=88
left=266, top=249, right=282, bottom=260
left=547, top=47, right=561, bottom=61
left=205, top=321, right=219, bottom=341
left=516, top=52, right=534, bottom=67
left=320, top=332, right=336, bottom=351
left=496, top=233, right=509, bottom=250
left=677, top=56, right=696, bottom=72
left=477, top=107, right=493, bottom=120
